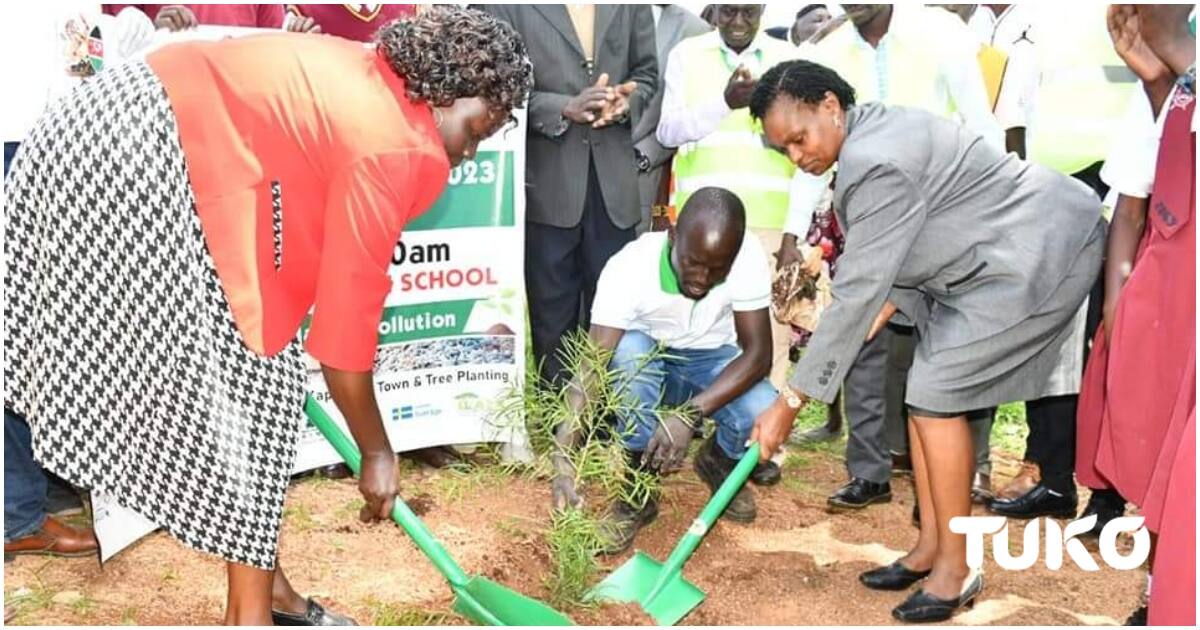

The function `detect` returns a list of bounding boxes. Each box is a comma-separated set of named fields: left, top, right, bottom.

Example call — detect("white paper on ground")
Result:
left=91, top=491, right=158, bottom=563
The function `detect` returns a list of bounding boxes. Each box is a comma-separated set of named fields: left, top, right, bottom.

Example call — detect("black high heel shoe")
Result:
left=892, top=571, right=983, bottom=623
left=860, top=561, right=932, bottom=590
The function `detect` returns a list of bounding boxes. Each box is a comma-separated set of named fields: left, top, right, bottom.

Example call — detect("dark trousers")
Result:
left=1019, top=163, right=1120, bottom=499
left=526, top=158, right=634, bottom=385
left=4, top=141, right=19, bottom=177
left=871, top=325, right=996, bottom=481
left=5, top=409, right=47, bottom=541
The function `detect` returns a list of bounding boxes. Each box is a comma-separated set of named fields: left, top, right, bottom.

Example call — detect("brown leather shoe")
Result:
left=4, top=516, right=98, bottom=560
left=997, top=461, right=1040, bottom=501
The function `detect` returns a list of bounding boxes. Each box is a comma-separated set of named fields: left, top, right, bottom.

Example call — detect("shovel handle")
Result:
left=647, top=443, right=761, bottom=601
left=304, top=395, right=470, bottom=586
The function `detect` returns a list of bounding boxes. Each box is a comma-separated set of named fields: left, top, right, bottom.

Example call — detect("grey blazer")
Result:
left=633, top=5, right=711, bottom=230
left=789, top=103, right=1105, bottom=403
left=479, top=5, right=658, bottom=230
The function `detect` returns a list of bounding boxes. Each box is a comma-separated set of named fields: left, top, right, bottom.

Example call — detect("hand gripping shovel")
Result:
left=588, top=443, right=761, bottom=625
left=304, top=396, right=573, bottom=626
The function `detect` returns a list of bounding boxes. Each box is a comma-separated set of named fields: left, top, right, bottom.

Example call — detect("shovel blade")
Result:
left=588, top=552, right=705, bottom=626
left=453, top=576, right=574, bottom=626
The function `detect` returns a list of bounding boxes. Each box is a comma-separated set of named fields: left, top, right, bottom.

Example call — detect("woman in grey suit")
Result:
left=746, top=61, right=1105, bottom=622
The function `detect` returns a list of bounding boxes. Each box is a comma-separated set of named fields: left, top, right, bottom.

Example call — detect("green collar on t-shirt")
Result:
left=659, top=239, right=682, bottom=295
left=659, top=238, right=727, bottom=297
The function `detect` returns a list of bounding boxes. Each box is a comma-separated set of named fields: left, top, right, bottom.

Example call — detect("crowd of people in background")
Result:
left=3, top=3, right=1194, bottom=627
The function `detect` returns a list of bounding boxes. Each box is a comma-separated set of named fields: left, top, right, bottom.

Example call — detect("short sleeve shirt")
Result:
left=590, top=231, right=771, bottom=350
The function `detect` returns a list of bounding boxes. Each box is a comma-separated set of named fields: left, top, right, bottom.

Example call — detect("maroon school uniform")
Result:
left=287, top=4, right=416, bottom=42
left=103, top=4, right=285, bottom=28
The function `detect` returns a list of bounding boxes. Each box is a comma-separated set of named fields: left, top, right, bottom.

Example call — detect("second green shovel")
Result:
left=304, top=395, right=573, bottom=626
left=587, top=443, right=762, bottom=625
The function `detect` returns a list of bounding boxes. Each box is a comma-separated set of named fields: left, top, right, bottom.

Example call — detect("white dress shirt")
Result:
left=656, top=30, right=814, bottom=234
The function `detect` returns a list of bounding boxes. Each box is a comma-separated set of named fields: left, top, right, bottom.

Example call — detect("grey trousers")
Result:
left=845, top=325, right=995, bottom=485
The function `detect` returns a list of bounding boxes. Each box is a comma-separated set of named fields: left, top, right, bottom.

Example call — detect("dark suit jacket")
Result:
left=479, top=5, right=658, bottom=229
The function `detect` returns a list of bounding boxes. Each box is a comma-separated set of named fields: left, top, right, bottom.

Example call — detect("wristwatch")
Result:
left=782, top=386, right=805, bottom=410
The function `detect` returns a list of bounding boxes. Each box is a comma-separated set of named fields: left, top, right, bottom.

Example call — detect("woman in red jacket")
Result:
left=3, top=7, right=531, bottom=624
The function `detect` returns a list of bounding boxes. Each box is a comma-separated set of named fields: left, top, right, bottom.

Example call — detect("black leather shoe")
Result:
left=987, top=483, right=1077, bottom=519
left=892, top=573, right=983, bottom=623
left=693, top=437, right=756, bottom=523
left=827, top=478, right=891, bottom=511
left=1079, top=492, right=1126, bottom=538
left=750, top=460, right=782, bottom=486
left=272, top=598, right=357, bottom=626
left=860, top=561, right=931, bottom=591
left=598, top=495, right=660, bottom=555
left=891, top=452, right=913, bottom=476
left=1125, top=605, right=1147, bottom=625
left=599, top=450, right=660, bottom=555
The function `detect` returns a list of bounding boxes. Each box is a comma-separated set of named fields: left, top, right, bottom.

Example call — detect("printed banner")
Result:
left=294, top=122, right=530, bottom=472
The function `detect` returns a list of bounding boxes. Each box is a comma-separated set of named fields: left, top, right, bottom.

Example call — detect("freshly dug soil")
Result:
left=3, top=449, right=1143, bottom=625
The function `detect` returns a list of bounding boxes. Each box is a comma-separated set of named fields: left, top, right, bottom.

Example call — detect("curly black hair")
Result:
left=376, top=7, right=533, bottom=124
left=749, top=60, right=857, bottom=121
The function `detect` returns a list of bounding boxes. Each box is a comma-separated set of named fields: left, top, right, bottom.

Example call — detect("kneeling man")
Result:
left=553, top=187, right=778, bottom=554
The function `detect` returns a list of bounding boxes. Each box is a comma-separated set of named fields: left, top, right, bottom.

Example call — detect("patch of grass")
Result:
left=793, top=399, right=833, bottom=432
left=5, top=566, right=57, bottom=622
left=283, top=503, right=318, bottom=532
left=784, top=451, right=812, bottom=469
left=334, top=498, right=366, bottom=522
left=119, top=606, right=138, bottom=625
left=299, top=473, right=337, bottom=489
left=363, top=598, right=458, bottom=626
left=428, top=461, right=512, bottom=504
left=542, top=508, right=605, bottom=610
left=991, top=402, right=1029, bottom=456
left=67, top=593, right=97, bottom=616
left=161, top=566, right=179, bottom=583
left=494, top=516, right=532, bottom=541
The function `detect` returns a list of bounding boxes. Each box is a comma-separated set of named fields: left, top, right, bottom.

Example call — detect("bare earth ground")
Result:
left=3, top=439, right=1144, bottom=626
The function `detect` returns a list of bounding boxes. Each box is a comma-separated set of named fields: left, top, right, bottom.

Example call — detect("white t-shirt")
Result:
left=1100, top=83, right=1183, bottom=200
left=590, top=231, right=771, bottom=350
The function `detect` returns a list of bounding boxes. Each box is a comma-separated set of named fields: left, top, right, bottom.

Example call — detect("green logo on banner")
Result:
left=377, top=300, right=477, bottom=344
left=408, top=151, right=514, bottom=231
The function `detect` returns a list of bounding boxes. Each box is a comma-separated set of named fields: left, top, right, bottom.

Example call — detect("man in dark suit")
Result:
left=480, top=5, right=658, bottom=385
left=632, top=5, right=711, bottom=233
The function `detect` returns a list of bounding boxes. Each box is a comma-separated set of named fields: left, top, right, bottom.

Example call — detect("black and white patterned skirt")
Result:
left=4, top=61, right=305, bottom=570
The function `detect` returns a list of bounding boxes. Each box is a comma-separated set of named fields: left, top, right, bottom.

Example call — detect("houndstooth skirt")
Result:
left=3, top=61, right=305, bottom=570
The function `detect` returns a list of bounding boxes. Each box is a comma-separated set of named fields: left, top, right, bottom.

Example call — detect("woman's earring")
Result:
left=834, top=115, right=842, bottom=129
left=434, top=108, right=445, bottom=129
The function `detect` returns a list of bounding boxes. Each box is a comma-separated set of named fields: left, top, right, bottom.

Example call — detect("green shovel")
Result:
left=587, top=442, right=762, bottom=625
left=303, top=395, right=573, bottom=626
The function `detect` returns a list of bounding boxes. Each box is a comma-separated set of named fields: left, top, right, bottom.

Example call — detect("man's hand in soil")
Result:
left=724, top=65, right=758, bottom=110
left=643, top=410, right=694, bottom=473
left=358, top=450, right=400, bottom=522
left=550, top=474, right=583, bottom=511
left=154, top=5, right=198, bottom=31
left=563, top=73, right=614, bottom=125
